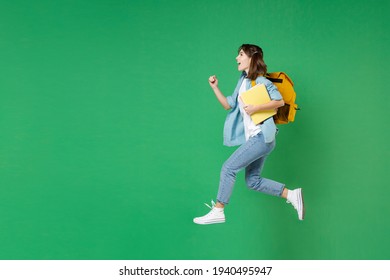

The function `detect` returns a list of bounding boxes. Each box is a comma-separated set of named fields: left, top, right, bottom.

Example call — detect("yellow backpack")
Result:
left=252, top=72, right=299, bottom=124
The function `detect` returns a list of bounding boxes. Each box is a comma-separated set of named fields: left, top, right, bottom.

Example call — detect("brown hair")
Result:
left=238, top=44, right=267, bottom=80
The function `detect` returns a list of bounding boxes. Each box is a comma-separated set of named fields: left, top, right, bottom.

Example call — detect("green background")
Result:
left=0, top=0, right=389, bottom=260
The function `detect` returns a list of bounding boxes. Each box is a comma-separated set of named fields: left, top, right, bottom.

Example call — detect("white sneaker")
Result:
left=193, top=201, right=225, bottom=225
left=287, top=188, right=305, bottom=220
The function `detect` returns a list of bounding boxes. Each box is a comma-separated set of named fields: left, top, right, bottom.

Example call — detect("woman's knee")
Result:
left=245, top=175, right=263, bottom=189
left=221, top=161, right=237, bottom=176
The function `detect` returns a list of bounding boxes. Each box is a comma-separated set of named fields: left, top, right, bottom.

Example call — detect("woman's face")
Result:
left=236, top=49, right=251, bottom=73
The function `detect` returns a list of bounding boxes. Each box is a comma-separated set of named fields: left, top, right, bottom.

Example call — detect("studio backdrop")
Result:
left=0, top=0, right=388, bottom=259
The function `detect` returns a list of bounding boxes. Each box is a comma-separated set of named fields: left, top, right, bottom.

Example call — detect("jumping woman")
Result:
left=193, top=44, right=305, bottom=225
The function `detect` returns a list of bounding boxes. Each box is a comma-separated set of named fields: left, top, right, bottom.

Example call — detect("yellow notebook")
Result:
left=240, top=83, right=276, bottom=124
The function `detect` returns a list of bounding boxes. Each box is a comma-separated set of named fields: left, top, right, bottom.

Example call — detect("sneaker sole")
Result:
left=193, top=218, right=225, bottom=225
left=298, top=188, right=305, bottom=220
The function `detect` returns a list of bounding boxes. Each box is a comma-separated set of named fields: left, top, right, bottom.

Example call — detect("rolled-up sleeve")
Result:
left=226, top=95, right=236, bottom=109
left=265, top=80, right=282, bottom=101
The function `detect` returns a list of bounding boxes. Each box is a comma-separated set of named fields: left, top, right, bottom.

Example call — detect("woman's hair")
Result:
left=238, top=44, right=267, bottom=80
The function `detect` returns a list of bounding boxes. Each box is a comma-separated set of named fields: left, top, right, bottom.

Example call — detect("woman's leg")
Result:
left=194, top=134, right=268, bottom=224
left=244, top=146, right=304, bottom=220
left=245, top=155, right=285, bottom=197
left=216, top=132, right=276, bottom=205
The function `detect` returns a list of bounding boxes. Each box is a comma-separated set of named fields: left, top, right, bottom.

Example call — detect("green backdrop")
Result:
left=0, top=0, right=389, bottom=260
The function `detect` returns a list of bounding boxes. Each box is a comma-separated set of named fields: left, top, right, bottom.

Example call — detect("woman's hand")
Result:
left=243, top=104, right=257, bottom=115
left=208, top=75, right=218, bottom=89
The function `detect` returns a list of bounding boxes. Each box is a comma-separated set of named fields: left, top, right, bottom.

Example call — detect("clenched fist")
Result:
left=208, top=75, right=218, bottom=89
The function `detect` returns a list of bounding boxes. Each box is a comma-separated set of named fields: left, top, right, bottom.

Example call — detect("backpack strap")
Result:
left=265, top=72, right=294, bottom=86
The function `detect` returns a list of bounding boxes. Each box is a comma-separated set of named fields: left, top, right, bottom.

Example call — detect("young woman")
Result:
left=193, top=44, right=305, bottom=225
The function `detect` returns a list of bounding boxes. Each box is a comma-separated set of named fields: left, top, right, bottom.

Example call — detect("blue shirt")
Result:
left=223, top=73, right=283, bottom=146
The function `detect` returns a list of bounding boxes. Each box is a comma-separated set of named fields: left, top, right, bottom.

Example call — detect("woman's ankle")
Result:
left=281, top=187, right=289, bottom=199
left=215, top=201, right=225, bottom=208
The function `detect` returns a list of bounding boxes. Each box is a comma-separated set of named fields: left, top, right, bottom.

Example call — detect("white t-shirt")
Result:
left=238, top=78, right=261, bottom=141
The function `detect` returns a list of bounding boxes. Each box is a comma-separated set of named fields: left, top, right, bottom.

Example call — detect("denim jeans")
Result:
left=217, top=132, right=285, bottom=204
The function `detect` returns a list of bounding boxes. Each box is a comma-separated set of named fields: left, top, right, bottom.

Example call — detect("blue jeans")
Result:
left=217, top=132, right=285, bottom=204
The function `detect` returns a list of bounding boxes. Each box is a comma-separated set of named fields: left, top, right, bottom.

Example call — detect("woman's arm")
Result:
left=209, top=75, right=231, bottom=110
left=243, top=99, right=285, bottom=115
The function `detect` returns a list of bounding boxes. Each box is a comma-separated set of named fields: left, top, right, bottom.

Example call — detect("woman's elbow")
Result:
left=277, top=100, right=285, bottom=108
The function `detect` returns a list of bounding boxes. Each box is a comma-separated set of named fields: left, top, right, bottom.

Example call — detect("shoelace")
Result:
left=204, top=200, right=216, bottom=209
